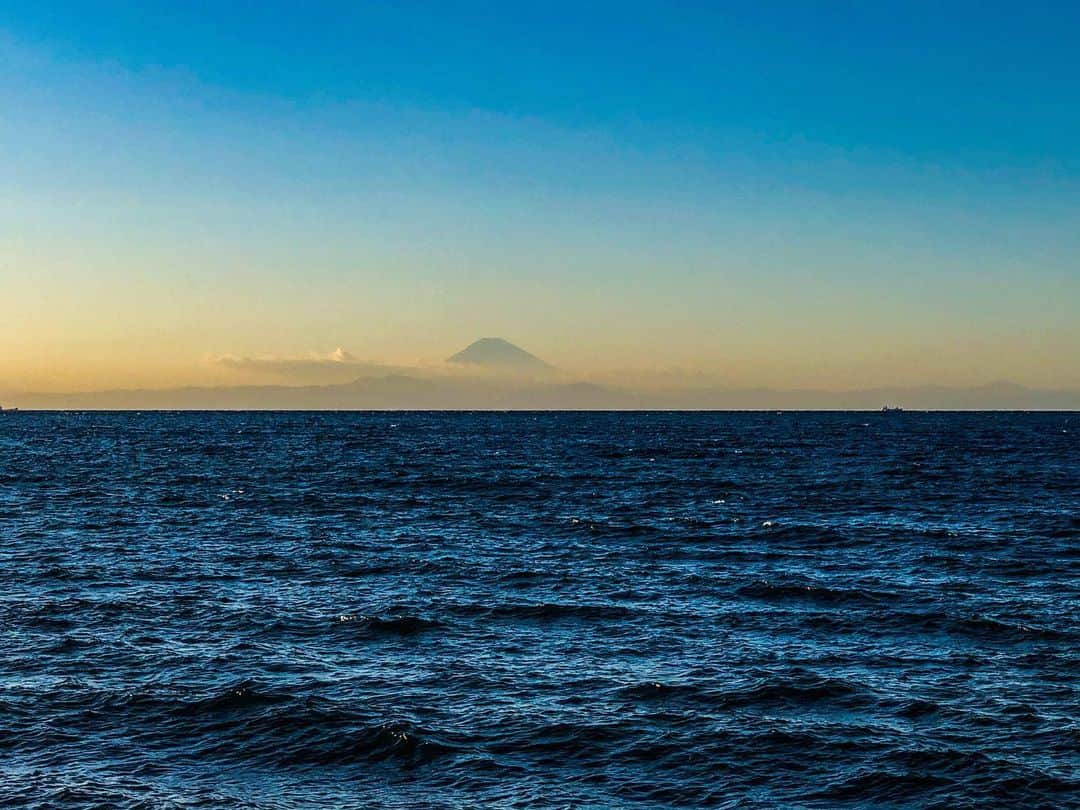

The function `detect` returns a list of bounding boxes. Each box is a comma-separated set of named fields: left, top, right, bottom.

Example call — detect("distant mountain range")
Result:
left=6, top=339, right=1079, bottom=410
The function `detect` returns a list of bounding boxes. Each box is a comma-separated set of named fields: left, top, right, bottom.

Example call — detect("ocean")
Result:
left=1, top=411, right=1077, bottom=808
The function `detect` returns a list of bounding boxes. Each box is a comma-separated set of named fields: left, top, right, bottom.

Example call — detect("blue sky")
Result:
left=5, top=1, right=1079, bottom=161
left=1, top=1, right=1078, bottom=390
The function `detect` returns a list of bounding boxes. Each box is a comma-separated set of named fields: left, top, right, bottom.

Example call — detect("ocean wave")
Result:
left=450, top=602, right=636, bottom=621
left=333, top=614, right=441, bottom=635
left=737, top=579, right=897, bottom=606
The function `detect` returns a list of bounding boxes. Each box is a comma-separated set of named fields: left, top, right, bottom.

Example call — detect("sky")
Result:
left=2, top=1, right=1078, bottom=393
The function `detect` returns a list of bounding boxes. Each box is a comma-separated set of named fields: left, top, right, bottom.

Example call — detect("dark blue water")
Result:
left=1, top=412, right=1077, bottom=808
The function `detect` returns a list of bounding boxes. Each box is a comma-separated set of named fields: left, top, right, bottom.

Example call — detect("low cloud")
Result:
left=210, top=348, right=395, bottom=383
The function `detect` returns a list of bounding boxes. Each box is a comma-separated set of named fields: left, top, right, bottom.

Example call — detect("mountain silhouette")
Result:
left=9, top=376, right=1079, bottom=410
left=447, top=338, right=551, bottom=370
